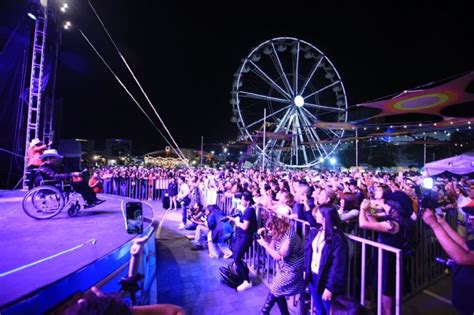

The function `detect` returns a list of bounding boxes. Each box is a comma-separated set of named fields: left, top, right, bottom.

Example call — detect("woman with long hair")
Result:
left=359, top=192, right=412, bottom=315
left=304, top=201, right=349, bottom=315
left=256, top=214, right=304, bottom=315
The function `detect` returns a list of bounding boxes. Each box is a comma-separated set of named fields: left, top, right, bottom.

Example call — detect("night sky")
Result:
left=3, top=1, right=474, bottom=155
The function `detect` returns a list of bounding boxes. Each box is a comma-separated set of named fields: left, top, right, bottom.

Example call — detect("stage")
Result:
left=0, top=190, right=156, bottom=314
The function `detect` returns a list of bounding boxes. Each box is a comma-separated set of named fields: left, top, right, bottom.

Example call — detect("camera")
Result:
left=435, top=257, right=456, bottom=269
left=220, top=212, right=241, bottom=222
left=420, top=190, right=438, bottom=214
left=254, top=228, right=267, bottom=240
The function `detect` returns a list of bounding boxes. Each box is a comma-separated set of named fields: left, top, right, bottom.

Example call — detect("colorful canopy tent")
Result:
left=424, top=152, right=474, bottom=176
left=356, top=71, right=474, bottom=122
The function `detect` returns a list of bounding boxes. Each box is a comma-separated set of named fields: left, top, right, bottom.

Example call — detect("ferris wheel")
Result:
left=231, top=37, right=348, bottom=168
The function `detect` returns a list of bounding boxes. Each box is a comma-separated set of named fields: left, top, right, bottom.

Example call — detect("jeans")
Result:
left=310, top=272, right=331, bottom=315
left=233, top=234, right=252, bottom=282
left=181, top=198, right=190, bottom=224
left=193, top=225, right=209, bottom=246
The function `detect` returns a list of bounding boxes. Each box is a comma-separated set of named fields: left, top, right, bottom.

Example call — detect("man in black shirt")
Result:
left=228, top=191, right=257, bottom=291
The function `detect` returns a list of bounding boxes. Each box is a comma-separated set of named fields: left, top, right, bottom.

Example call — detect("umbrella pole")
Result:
left=355, top=128, right=359, bottom=168
left=200, top=135, right=204, bottom=167
left=423, top=135, right=427, bottom=166
left=262, top=108, right=266, bottom=172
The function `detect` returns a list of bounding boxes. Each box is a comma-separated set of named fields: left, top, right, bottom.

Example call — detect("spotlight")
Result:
left=329, top=157, right=336, bottom=165
left=63, top=21, right=71, bottom=30
left=27, top=12, right=37, bottom=20
left=60, top=6, right=66, bottom=13
left=63, top=3, right=69, bottom=8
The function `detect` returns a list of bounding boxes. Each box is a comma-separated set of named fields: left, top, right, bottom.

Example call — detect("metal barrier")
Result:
left=214, top=193, right=458, bottom=315
left=216, top=194, right=234, bottom=215
left=241, top=208, right=402, bottom=315
left=101, top=178, right=224, bottom=208
left=102, top=177, right=169, bottom=201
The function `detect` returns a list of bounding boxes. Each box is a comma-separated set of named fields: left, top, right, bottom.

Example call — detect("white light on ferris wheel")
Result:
left=294, top=95, right=304, bottom=107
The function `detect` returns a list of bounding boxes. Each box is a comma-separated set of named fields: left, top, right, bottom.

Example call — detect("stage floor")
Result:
left=0, top=190, right=153, bottom=309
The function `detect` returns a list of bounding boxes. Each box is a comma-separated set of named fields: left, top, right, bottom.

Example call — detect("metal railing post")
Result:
left=361, top=243, right=366, bottom=306
left=396, top=251, right=401, bottom=315
left=377, top=247, right=383, bottom=315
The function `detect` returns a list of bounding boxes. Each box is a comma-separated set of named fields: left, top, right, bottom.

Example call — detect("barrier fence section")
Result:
left=215, top=194, right=457, bottom=315
left=102, top=177, right=169, bottom=201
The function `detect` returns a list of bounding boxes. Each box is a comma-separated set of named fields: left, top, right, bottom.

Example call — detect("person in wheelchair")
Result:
left=26, top=138, right=51, bottom=189
left=36, top=149, right=105, bottom=208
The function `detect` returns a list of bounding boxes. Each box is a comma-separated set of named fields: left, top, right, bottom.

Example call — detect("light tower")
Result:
left=22, top=0, right=61, bottom=189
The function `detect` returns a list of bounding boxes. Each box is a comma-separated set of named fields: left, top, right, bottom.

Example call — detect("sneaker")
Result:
left=178, top=223, right=185, bottom=230
left=236, top=280, right=252, bottom=292
left=94, top=199, right=105, bottom=206
left=83, top=202, right=96, bottom=209
left=223, top=252, right=233, bottom=259
left=191, top=244, right=204, bottom=251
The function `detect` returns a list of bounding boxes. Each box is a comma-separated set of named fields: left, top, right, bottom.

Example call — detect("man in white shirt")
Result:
left=177, top=176, right=191, bottom=230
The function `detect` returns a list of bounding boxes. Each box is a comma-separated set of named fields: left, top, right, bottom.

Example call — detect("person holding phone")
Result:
left=359, top=192, right=412, bottom=315
left=227, top=191, right=257, bottom=291
left=256, top=214, right=304, bottom=314
left=422, top=208, right=474, bottom=314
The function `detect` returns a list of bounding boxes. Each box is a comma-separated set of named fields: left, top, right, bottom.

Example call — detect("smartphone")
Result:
left=125, top=202, right=143, bottom=234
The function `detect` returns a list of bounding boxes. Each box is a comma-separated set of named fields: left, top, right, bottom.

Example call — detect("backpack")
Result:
left=219, top=262, right=247, bottom=288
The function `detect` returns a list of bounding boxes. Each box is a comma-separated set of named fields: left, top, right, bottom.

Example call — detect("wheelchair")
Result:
left=22, top=172, right=83, bottom=220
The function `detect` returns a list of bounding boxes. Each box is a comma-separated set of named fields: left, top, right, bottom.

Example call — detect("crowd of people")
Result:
left=87, top=163, right=474, bottom=314
left=27, top=137, right=474, bottom=314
